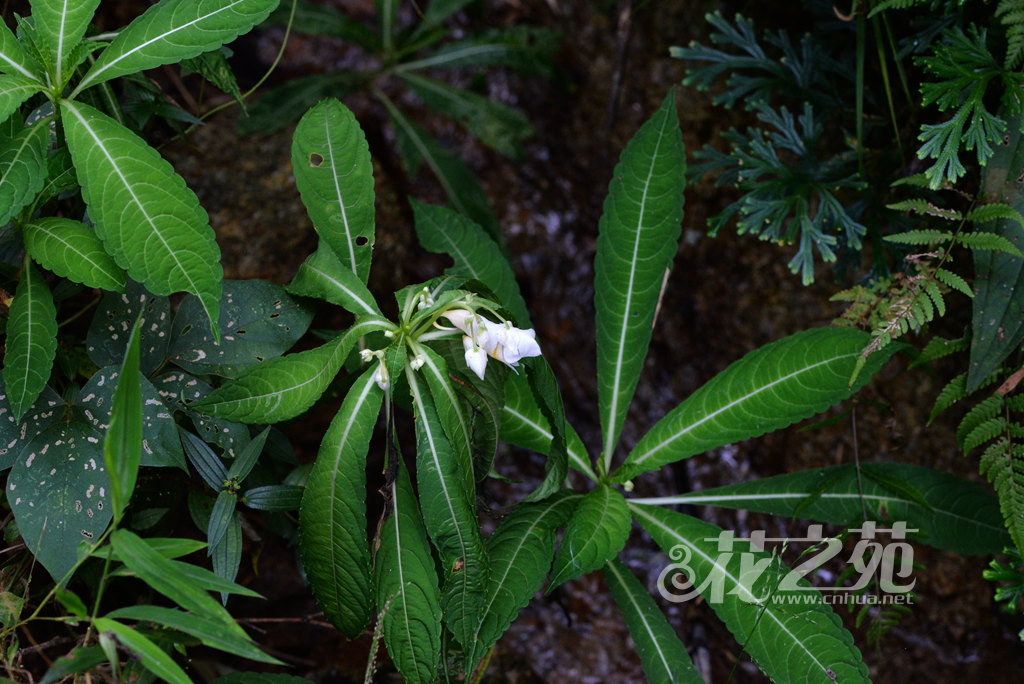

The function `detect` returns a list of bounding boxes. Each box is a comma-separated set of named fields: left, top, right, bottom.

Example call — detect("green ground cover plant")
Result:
left=1, top=1, right=1023, bottom=682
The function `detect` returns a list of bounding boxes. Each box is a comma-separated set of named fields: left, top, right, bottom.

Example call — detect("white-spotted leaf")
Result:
left=8, top=421, right=110, bottom=583
left=0, top=380, right=61, bottom=471
left=86, top=282, right=171, bottom=376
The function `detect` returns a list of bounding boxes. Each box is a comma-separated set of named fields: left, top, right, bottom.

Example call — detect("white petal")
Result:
left=442, top=309, right=473, bottom=335
left=463, top=336, right=488, bottom=380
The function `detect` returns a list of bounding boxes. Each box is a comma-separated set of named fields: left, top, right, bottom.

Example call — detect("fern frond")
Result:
left=956, top=231, right=1024, bottom=255
left=868, top=0, right=934, bottom=17
left=997, top=0, right=1024, bottom=68
left=915, top=335, right=967, bottom=365
left=965, top=202, right=1024, bottom=228
left=934, top=267, right=973, bottom=297
left=964, top=416, right=1009, bottom=453
left=957, top=395, right=1005, bottom=448
left=884, top=201, right=961, bottom=223
left=980, top=438, right=1024, bottom=555
left=930, top=371, right=968, bottom=421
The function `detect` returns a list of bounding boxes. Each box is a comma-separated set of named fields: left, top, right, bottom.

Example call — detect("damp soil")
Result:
left=149, top=1, right=1024, bottom=682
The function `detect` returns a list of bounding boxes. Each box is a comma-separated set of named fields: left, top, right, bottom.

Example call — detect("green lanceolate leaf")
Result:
left=613, top=327, right=899, bottom=484
left=406, top=366, right=487, bottom=651
left=211, top=507, right=242, bottom=603
left=548, top=484, right=629, bottom=590
left=375, top=465, right=443, bottom=684
left=291, top=99, right=374, bottom=283
left=104, top=318, right=142, bottom=523
left=110, top=529, right=247, bottom=635
left=62, top=100, right=223, bottom=338
left=4, top=257, right=57, bottom=423
left=602, top=558, right=700, bottom=684
left=287, top=244, right=383, bottom=317
left=299, top=366, right=382, bottom=637
left=73, top=0, right=280, bottom=96
left=417, top=345, right=474, bottom=496
left=23, top=218, right=127, bottom=291
left=106, top=605, right=281, bottom=664
left=30, top=0, right=101, bottom=89
left=971, top=108, right=1024, bottom=391
left=401, top=73, right=533, bottom=159
left=635, top=462, right=1009, bottom=555
left=0, top=74, right=44, bottom=128
left=191, top=318, right=383, bottom=423
left=412, top=200, right=530, bottom=325
left=0, top=21, right=42, bottom=80
left=382, top=94, right=501, bottom=245
left=206, top=490, right=236, bottom=550
left=595, top=90, right=686, bottom=472
left=169, top=280, right=313, bottom=378
left=467, top=491, right=579, bottom=669
left=8, top=421, right=109, bottom=582
left=0, top=117, right=48, bottom=226
left=92, top=617, right=191, bottom=684
left=632, top=504, right=870, bottom=683
left=397, top=27, right=559, bottom=75
left=500, top=371, right=595, bottom=480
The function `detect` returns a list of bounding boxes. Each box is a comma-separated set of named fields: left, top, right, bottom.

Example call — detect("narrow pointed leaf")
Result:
left=191, top=319, right=384, bottom=423
left=406, top=367, right=487, bottom=650
left=206, top=490, right=236, bottom=550
left=74, top=0, right=280, bottom=95
left=211, top=509, right=242, bottom=604
left=548, top=484, right=629, bottom=590
left=602, top=558, right=700, bottom=684
left=110, top=529, right=247, bottom=636
left=0, top=117, right=48, bottom=225
left=596, top=90, right=686, bottom=470
left=632, top=504, right=870, bottom=683
left=401, top=73, right=533, bottom=159
left=8, top=421, right=109, bottom=582
left=375, top=466, right=442, bottom=684
left=226, top=425, right=270, bottom=481
left=633, top=462, right=1008, bottom=555
left=30, top=0, right=101, bottom=88
left=62, top=100, right=222, bottom=339
left=291, top=99, right=374, bottom=283
left=92, top=618, right=191, bottom=684
left=104, top=317, right=142, bottom=523
left=613, top=327, right=900, bottom=484
left=522, top=357, right=568, bottom=502
left=0, top=22, right=42, bottom=80
left=397, top=26, right=559, bottom=75
left=4, top=257, right=57, bottom=423
left=500, top=371, right=595, bottom=479
left=24, top=218, right=126, bottom=291
left=287, top=244, right=383, bottom=317
left=467, top=491, right=579, bottom=669
left=412, top=200, right=530, bottom=325
left=383, top=96, right=501, bottom=245
left=106, top=605, right=281, bottom=664
left=299, top=366, right=382, bottom=637
left=417, top=345, right=474, bottom=496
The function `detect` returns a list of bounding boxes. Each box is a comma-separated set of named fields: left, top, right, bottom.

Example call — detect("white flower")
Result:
left=410, top=354, right=426, bottom=371
left=373, top=362, right=390, bottom=391
left=359, top=348, right=375, bottom=363
left=463, top=335, right=489, bottom=380
left=442, top=309, right=541, bottom=379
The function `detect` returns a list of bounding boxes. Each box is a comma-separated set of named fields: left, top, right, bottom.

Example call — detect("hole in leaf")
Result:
left=355, top=236, right=369, bottom=246
left=269, top=312, right=280, bottom=319
left=236, top=328, right=247, bottom=335
left=255, top=355, right=265, bottom=362
left=180, top=324, right=193, bottom=335
left=309, top=153, right=323, bottom=167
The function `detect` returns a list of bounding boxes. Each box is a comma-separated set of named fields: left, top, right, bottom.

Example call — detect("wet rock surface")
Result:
left=157, top=1, right=1024, bottom=681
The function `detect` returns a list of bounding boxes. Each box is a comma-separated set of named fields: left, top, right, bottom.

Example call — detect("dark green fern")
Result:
left=997, top=0, right=1024, bottom=68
